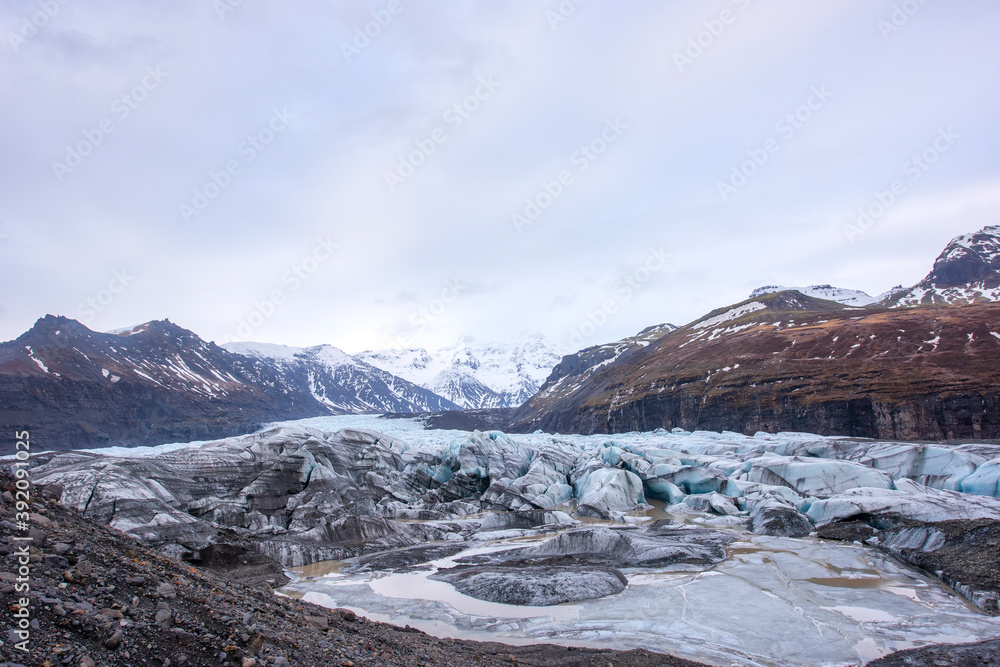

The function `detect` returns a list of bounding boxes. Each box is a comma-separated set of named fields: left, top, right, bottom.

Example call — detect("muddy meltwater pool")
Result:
left=279, top=519, right=1000, bottom=667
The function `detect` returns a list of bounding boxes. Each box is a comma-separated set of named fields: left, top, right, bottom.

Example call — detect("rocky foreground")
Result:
left=0, top=472, right=706, bottom=667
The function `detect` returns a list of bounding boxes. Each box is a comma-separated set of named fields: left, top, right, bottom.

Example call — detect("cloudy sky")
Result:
left=2, top=1, right=999, bottom=353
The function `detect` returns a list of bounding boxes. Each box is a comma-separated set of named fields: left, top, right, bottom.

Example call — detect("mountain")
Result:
left=222, top=341, right=458, bottom=414
left=527, top=323, right=677, bottom=411
left=750, top=284, right=877, bottom=306
left=0, top=316, right=325, bottom=452
left=886, top=225, right=1000, bottom=307
left=356, top=334, right=570, bottom=409
left=0, top=317, right=452, bottom=452
left=509, top=290, right=1000, bottom=440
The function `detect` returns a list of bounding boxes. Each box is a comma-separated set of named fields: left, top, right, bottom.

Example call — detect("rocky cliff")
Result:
left=510, top=293, right=1000, bottom=440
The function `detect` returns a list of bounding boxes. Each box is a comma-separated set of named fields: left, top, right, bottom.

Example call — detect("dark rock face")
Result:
left=887, top=225, right=1000, bottom=306
left=430, top=565, right=628, bottom=606
left=510, top=298, right=1000, bottom=441
left=918, top=225, right=1000, bottom=290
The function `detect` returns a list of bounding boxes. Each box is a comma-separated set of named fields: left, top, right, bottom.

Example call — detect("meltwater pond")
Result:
left=281, top=524, right=1000, bottom=667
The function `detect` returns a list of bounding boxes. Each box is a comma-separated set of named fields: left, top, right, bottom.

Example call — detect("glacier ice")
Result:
left=29, top=413, right=1000, bottom=666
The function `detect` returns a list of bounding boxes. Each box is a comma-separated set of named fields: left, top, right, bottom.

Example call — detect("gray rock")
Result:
left=27, top=528, right=46, bottom=547
left=155, top=582, right=176, bottom=599
left=304, top=614, right=328, bottom=630
left=43, top=554, right=69, bottom=568
left=105, top=629, right=123, bottom=649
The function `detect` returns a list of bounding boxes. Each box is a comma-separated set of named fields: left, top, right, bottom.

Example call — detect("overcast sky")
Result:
left=2, top=1, right=999, bottom=353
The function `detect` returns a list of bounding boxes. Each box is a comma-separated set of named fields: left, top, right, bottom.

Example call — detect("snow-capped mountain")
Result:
left=0, top=316, right=331, bottom=451
left=750, top=284, right=877, bottom=306
left=0, top=316, right=462, bottom=452
left=356, top=334, right=571, bottom=409
left=885, top=225, right=1000, bottom=307
left=223, top=342, right=458, bottom=414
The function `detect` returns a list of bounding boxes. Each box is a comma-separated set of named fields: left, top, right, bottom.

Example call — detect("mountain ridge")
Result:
left=509, top=225, right=1000, bottom=439
left=0, top=317, right=454, bottom=452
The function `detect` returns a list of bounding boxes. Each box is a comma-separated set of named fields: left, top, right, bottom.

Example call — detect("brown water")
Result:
left=290, top=559, right=345, bottom=578
left=804, top=577, right=883, bottom=589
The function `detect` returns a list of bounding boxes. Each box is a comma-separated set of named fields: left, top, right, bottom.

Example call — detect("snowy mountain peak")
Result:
left=356, top=334, right=570, bottom=409
left=750, top=284, right=876, bottom=306
left=222, top=340, right=456, bottom=414
left=222, top=342, right=357, bottom=370
left=886, top=224, right=1000, bottom=307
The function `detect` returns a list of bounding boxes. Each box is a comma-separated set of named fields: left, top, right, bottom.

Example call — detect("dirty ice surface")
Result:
left=277, top=415, right=1000, bottom=667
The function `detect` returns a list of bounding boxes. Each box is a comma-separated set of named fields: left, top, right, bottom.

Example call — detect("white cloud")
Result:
left=2, top=0, right=999, bottom=351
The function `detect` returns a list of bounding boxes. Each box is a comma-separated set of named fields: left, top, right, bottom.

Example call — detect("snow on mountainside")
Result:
left=0, top=316, right=333, bottom=451
left=526, top=323, right=678, bottom=409
left=886, top=225, right=1000, bottom=307
left=222, top=342, right=458, bottom=414
left=750, top=284, right=876, bottom=306
left=356, top=334, right=571, bottom=409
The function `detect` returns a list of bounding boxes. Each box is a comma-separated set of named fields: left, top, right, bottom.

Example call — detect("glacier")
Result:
left=26, top=414, right=1000, bottom=667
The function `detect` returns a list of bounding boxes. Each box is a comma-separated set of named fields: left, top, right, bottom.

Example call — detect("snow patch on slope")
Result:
left=750, top=285, right=876, bottom=306
left=693, top=302, right=767, bottom=330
